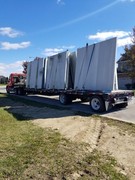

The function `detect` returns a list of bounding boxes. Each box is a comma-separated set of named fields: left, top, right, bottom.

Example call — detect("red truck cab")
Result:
left=6, top=73, right=26, bottom=93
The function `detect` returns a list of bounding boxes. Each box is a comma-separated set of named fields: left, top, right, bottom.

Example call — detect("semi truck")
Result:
left=7, top=38, right=134, bottom=112
left=6, top=73, right=26, bottom=94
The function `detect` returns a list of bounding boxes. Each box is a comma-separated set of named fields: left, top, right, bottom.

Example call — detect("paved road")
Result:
left=25, top=94, right=135, bottom=124
left=0, top=85, right=135, bottom=124
left=0, top=85, right=6, bottom=93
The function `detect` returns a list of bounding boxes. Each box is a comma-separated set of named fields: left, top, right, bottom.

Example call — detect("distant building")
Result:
left=0, top=75, right=8, bottom=84
left=117, top=57, right=135, bottom=89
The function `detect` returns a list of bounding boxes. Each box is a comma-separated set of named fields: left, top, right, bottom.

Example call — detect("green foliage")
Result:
left=121, top=27, right=135, bottom=79
left=22, top=61, right=28, bottom=74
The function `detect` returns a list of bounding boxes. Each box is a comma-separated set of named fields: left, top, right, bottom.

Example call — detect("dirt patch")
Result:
left=2, top=98, right=135, bottom=180
left=7, top=104, right=101, bottom=150
left=97, top=123, right=135, bottom=179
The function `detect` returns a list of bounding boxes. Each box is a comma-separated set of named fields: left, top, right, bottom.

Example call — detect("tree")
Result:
left=121, top=27, right=135, bottom=80
left=22, top=61, right=28, bottom=74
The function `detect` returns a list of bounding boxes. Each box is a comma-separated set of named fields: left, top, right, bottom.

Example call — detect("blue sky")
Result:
left=0, top=0, right=135, bottom=77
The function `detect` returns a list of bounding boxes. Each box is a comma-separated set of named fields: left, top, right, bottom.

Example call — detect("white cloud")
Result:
left=0, top=41, right=31, bottom=50
left=88, top=31, right=130, bottom=41
left=0, top=61, right=24, bottom=77
left=0, top=27, right=23, bottom=38
left=117, top=37, right=132, bottom=47
left=42, top=48, right=64, bottom=56
left=88, top=31, right=132, bottom=47
left=61, top=45, right=76, bottom=49
left=42, top=45, right=75, bottom=56
left=57, top=0, right=65, bottom=5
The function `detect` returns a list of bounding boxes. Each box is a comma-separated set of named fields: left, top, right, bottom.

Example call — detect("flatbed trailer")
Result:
left=8, top=38, right=135, bottom=112
left=58, top=89, right=134, bottom=112
left=13, top=84, right=134, bottom=112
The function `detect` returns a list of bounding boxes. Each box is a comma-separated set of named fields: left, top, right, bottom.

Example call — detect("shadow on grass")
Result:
left=0, top=93, right=128, bottom=122
left=0, top=94, right=94, bottom=121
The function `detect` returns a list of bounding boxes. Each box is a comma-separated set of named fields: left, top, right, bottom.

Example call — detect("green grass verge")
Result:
left=0, top=84, right=6, bottom=86
left=0, top=94, right=129, bottom=179
left=0, top=108, right=128, bottom=179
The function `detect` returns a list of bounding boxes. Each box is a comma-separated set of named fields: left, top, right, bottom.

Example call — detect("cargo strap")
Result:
left=42, top=58, right=46, bottom=89
left=69, top=61, right=74, bottom=89
left=76, top=44, right=88, bottom=89
left=35, top=58, right=40, bottom=89
left=83, top=43, right=95, bottom=88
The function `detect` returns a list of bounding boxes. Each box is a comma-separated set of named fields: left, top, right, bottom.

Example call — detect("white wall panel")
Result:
left=26, top=60, right=37, bottom=89
left=26, top=58, right=44, bottom=89
left=74, top=38, right=117, bottom=91
left=36, top=58, right=44, bottom=89
left=45, top=51, right=70, bottom=89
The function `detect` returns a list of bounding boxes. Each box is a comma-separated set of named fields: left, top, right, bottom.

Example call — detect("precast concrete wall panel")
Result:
left=36, top=58, right=44, bottom=89
left=74, top=38, right=117, bottom=91
left=28, top=60, right=38, bottom=89
left=45, top=51, right=70, bottom=90
left=26, top=58, right=44, bottom=89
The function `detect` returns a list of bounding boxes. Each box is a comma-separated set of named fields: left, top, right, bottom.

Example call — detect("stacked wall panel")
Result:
left=74, top=38, right=118, bottom=91
left=45, top=51, right=73, bottom=90
left=26, top=38, right=118, bottom=92
left=26, top=57, right=44, bottom=89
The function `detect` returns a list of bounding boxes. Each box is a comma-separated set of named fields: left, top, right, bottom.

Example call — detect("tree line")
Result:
left=120, top=27, right=135, bottom=89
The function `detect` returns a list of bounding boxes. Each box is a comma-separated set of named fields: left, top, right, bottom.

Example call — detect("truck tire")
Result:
left=15, top=88, right=18, bottom=95
left=18, top=88, right=22, bottom=95
left=90, top=96, right=105, bottom=112
left=6, top=89, right=10, bottom=94
left=6, top=86, right=10, bottom=94
left=16, top=88, right=25, bottom=95
left=59, top=93, right=72, bottom=105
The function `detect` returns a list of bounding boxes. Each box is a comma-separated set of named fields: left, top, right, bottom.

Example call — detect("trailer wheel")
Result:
left=15, top=88, right=18, bottom=95
left=59, top=93, right=72, bottom=105
left=6, top=87, right=10, bottom=94
left=6, top=89, right=10, bottom=94
left=17, top=88, right=22, bottom=95
left=16, top=88, right=25, bottom=95
left=90, top=96, right=105, bottom=112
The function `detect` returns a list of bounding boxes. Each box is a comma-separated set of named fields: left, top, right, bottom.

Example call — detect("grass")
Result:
left=0, top=108, right=81, bottom=179
left=0, top=94, right=130, bottom=179
left=0, top=84, right=6, bottom=86
left=80, top=150, right=127, bottom=180
left=92, top=114, right=135, bottom=135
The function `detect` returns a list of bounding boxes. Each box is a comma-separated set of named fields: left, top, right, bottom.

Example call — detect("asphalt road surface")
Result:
left=0, top=85, right=135, bottom=124
left=0, top=85, right=6, bottom=93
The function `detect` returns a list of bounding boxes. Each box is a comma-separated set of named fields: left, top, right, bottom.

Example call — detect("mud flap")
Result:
left=105, top=101, right=110, bottom=111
